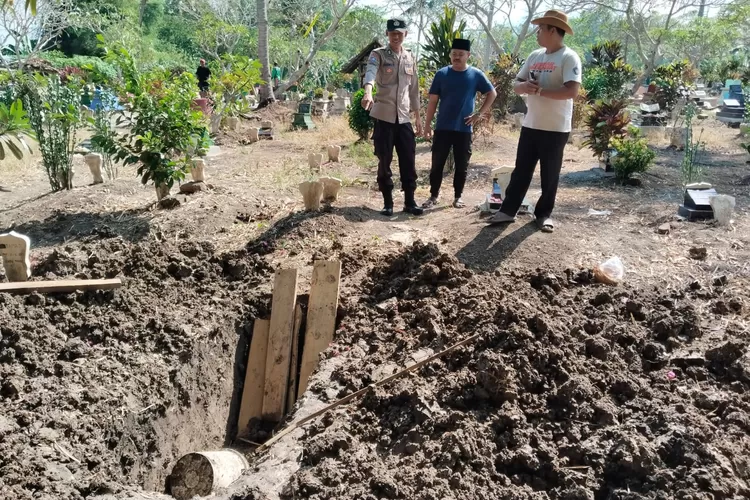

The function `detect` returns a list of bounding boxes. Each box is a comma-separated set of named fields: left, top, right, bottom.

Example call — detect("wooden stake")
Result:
left=262, top=268, right=299, bottom=422
left=257, top=331, right=483, bottom=453
left=0, top=278, right=122, bottom=294
left=237, top=319, right=270, bottom=436
left=297, top=260, right=341, bottom=399
left=285, top=304, right=304, bottom=413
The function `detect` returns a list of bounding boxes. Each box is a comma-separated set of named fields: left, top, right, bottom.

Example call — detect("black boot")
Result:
left=380, top=189, right=394, bottom=216
left=403, top=190, right=424, bottom=216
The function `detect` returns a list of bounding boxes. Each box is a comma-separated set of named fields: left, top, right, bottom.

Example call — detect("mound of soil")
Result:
left=0, top=235, right=273, bottom=500
left=281, top=242, right=750, bottom=499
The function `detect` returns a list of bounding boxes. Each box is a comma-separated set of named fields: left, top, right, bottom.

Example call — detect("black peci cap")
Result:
left=451, top=38, right=471, bottom=51
left=387, top=19, right=408, bottom=32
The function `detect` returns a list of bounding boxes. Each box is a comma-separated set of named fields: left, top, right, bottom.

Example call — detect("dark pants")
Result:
left=429, top=130, right=472, bottom=199
left=501, top=126, right=569, bottom=220
left=372, top=119, right=417, bottom=193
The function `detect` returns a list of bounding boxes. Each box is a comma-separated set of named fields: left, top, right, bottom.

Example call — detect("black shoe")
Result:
left=380, top=207, right=393, bottom=216
left=403, top=204, right=424, bottom=216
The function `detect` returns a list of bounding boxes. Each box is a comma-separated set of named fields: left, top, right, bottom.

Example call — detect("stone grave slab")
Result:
left=0, top=231, right=31, bottom=282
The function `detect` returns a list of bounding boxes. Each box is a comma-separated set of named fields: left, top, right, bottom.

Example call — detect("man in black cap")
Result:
left=422, top=38, right=496, bottom=209
left=361, top=18, right=423, bottom=216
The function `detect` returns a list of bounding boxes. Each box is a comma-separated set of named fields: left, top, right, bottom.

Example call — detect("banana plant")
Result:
left=0, top=99, right=34, bottom=161
left=2, top=0, right=35, bottom=14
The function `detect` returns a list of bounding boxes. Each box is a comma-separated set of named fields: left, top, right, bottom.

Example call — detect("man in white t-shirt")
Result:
left=488, top=10, right=581, bottom=232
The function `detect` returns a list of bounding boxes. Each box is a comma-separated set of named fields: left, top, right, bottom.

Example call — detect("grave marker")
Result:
left=0, top=231, right=31, bottom=282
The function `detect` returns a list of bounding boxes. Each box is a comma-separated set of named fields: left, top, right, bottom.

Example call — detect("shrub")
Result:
left=582, top=99, right=631, bottom=160
left=611, top=136, right=655, bottom=182
left=653, top=60, right=689, bottom=112
left=489, top=53, right=523, bottom=118
left=16, top=75, right=84, bottom=191
left=348, top=88, right=375, bottom=141
left=0, top=99, right=34, bottom=161
left=584, top=41, right=634, bottom=101
left=41, top=51, right=118, bottom=84
left=314, top=87, right=325, bottom=99
left=94, top=43, right=209, bottom=198
left=571, top=88, right=589, bottom=130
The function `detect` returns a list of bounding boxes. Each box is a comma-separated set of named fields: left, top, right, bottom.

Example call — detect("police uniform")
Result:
left=363, top=18, right=422, bottom=216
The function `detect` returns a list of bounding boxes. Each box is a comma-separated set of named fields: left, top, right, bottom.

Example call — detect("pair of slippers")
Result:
left=487, top=211, right=555, bottom=233
left=422, top=198, right=466, bottom=209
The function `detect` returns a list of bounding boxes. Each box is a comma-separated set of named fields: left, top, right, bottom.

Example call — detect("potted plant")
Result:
left=582, top=99, right=631, bottom=171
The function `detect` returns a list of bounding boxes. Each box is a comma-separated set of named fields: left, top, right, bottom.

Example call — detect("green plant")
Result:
left=582, top=99, right=631, bottom=160
left=0, top=99, right=34, bottom=161
left=653, top=60, right=689, bottom=112
left=422, top=6, right=467, bottom=69
left=610, top=136, right=655, bottom=182
left=680, top=103, right=706, bottom=187
left=585, top=41, right=634, bottom=101
left=94, top=42, right=209, bottom=197
left=314, top=87, right=325, bottom=99
left=17, top=75, right=84, bottom=191
left=209, top=55, right=263, bottom=118
left=89, top=92, right=118, bottom=180
left=348, top=88, right=375, bottom=141
left=489, top=53, right=524, bottom=118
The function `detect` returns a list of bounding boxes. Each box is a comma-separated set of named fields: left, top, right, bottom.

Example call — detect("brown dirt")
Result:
left=1, top=115, right=749, bottom=500
left=0, top=234, right=273, bottom=499
left=282, top=242, right=750, bottom=500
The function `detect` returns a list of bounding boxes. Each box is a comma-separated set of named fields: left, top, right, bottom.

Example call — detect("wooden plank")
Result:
left=262, top=268, right=299, bottom=422
left=237, top=319, right=270, bottom=436
left=297, top=260, right=341, bottom=399
left=0, top=278, right=122, bottom=294
left=285, top=304, right=304, bottom=414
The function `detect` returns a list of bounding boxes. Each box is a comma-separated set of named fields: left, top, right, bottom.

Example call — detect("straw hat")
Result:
left=531, top=10, right=573, bottom=36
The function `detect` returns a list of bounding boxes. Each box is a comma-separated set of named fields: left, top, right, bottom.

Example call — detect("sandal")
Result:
left=422, top=197, right=438, bottom=209
left=487, top=211, right=516, bottom=224
left=453, top=198, right=466, bottom=208
left=537, top=218, right=555, bottom=232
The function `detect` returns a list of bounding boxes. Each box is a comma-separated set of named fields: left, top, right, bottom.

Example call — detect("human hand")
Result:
left=464, top=113, right=486, bottom=126
left=414, top=119, right=423, bottom=137
left=361, top=92, right=374, bottom=110
left=518, top=81, right=539, bottom=95
left=423, top=124, right=432, bottom=140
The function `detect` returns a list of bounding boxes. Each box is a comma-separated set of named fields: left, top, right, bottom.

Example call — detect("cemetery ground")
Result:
left=1, top=109, right=750, bottom=500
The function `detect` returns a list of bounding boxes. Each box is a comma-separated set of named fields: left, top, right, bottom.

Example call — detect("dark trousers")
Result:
left=372, top=119, right=417, bottom=193
left=501, top=126, right=569, bottom=220
left=429, top=130, right=472, bottom=199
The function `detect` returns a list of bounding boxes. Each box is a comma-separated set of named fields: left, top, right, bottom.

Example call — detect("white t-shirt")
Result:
left=517, top=46, right=582, bottom=133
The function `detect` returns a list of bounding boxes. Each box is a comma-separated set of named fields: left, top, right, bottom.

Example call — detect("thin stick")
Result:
left=236, top=437, right=263, bottom=447
left=255, top=332, right=483, bottom=453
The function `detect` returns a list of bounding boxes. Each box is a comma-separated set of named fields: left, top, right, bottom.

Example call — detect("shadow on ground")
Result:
left=455, top=219, right=539, bottom=272
left=1, top=208, right=152, bottom=247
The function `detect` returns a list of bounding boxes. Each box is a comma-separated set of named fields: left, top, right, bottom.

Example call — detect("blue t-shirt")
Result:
left=429, top=66, right=494, bottom=133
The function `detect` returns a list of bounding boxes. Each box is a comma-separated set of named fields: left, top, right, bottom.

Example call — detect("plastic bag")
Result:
left=594, top=256, right=624, bottom=285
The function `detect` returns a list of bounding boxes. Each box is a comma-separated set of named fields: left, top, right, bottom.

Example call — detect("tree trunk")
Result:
left=276, top=0, right=354, bottom=95
left=484, top=0, right=494, bottom=68
left=257, top=0, right=275, bottom=104
left=139, top=0, right=147, bottom=26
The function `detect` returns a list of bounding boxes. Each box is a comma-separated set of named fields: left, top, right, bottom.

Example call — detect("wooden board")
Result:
left=285, top=304, right=304, bottom=414
left=0, top=278, right=122, bottom=294
left=262, top=268, right=299, bottom=422
left=297, top=260, right=341, bottom=399
left=237, top=319, right=270, bottom=436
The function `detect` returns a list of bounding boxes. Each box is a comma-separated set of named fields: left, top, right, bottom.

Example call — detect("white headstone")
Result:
left=640, top=103, right=660, bottom=113
left=0, top=231, right=31, bottom=282
left=191, top=158, right=206, bottom=182
left=84, top=153, right=104, bottom=184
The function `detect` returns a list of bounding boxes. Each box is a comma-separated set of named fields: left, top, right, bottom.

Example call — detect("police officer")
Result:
left=362, top=18, right=424, bottom=216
